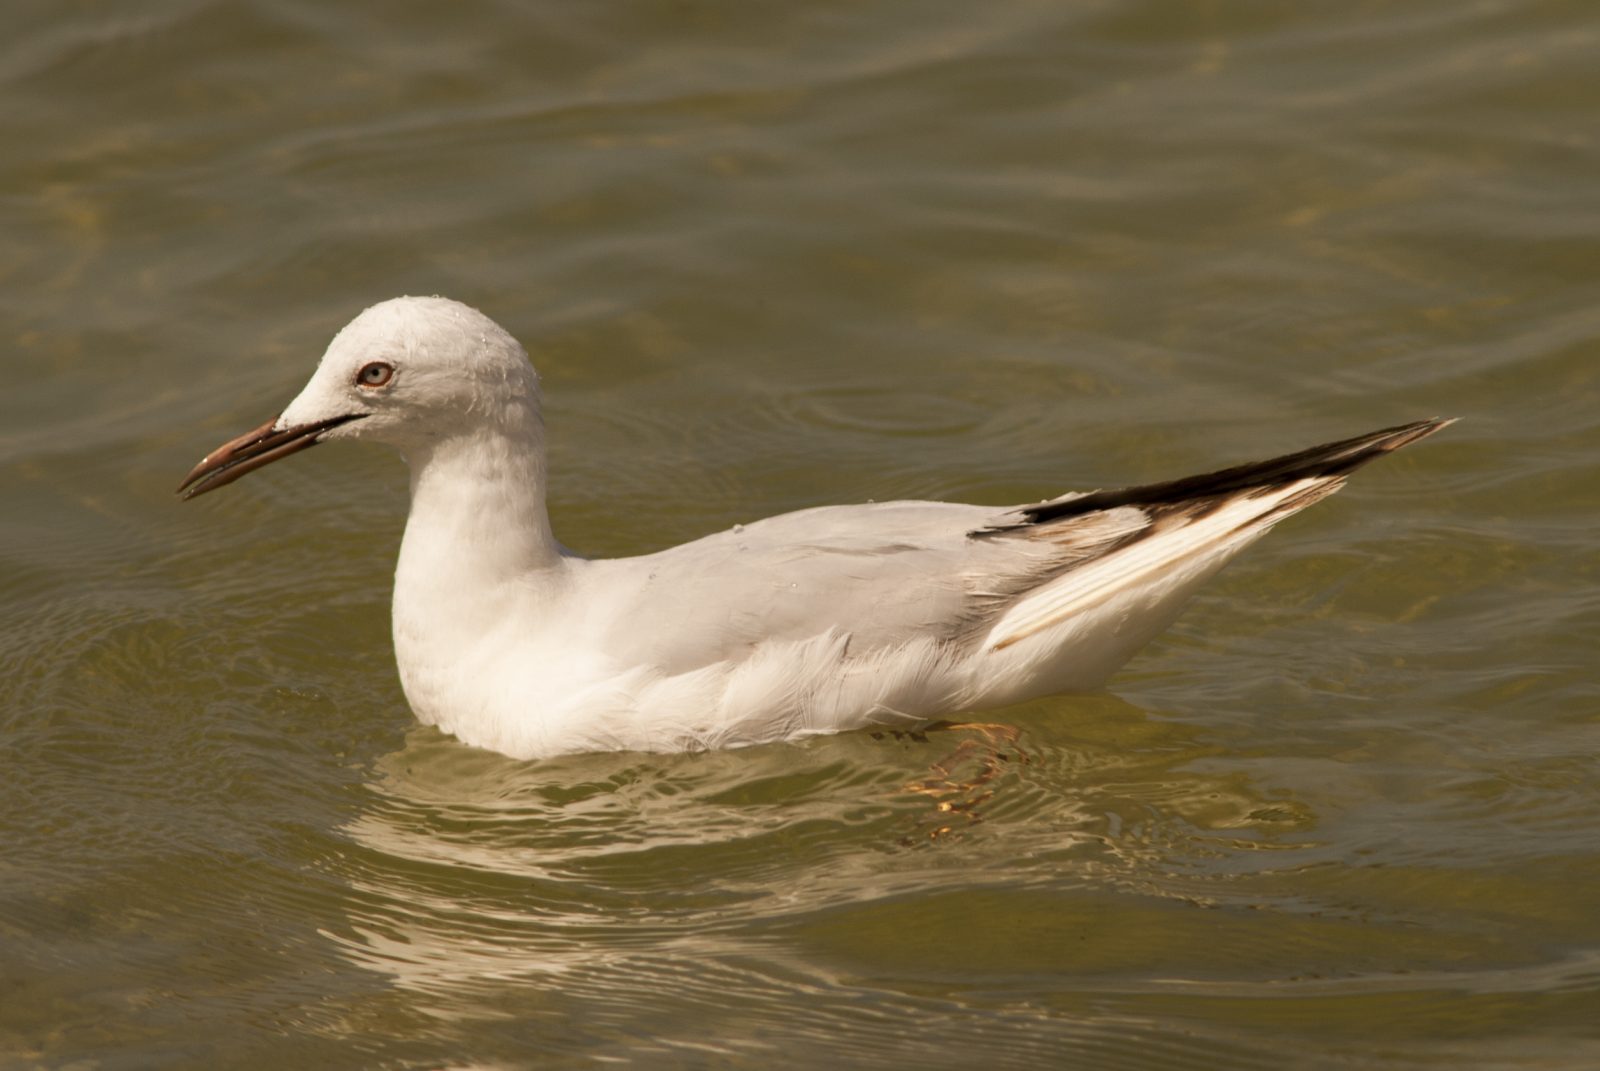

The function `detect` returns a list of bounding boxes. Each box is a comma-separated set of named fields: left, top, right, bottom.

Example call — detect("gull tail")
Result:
left=975, top=418, right=1454, bottom=656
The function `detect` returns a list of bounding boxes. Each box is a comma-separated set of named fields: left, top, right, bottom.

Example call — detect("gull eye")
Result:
left=356, top=361, right=394, bottom=389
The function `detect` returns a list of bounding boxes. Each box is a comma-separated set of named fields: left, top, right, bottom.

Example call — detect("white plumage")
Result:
left=180, top=296, right=1451, bottom=759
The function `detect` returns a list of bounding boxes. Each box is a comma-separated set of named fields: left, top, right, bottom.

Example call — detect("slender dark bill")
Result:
left=177, top=413, right=364, bottom=500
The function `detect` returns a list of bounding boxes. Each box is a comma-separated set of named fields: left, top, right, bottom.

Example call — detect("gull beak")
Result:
left=177, top=413, right=363, bottom=500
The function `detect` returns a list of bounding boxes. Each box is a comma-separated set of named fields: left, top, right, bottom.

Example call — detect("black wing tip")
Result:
left=1357, top=416, right=1456, bottom=450
left=970, top=416, right=1457, bottom=537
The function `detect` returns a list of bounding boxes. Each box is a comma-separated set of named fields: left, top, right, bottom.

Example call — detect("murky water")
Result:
left=3, top=1, right=1598, bottom=1067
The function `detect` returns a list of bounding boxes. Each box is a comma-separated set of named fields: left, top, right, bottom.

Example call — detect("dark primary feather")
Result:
left=968, top=417, right=1456, bottom=538
left=950, top=418, right=1456, bottom=647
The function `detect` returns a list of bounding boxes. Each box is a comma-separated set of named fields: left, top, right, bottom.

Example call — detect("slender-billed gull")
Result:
left=179, top=296, right=1452, bottom=759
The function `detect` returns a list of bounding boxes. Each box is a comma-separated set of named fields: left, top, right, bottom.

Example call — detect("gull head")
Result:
left=178, top=296, right=539, bottom=498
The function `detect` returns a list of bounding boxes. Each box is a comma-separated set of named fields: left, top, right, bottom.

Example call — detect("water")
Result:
left=3, top=1, right=1598, bottom=1067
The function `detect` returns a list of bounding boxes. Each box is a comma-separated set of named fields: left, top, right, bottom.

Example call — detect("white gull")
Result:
left=179, top=296, right=1452, bottom=759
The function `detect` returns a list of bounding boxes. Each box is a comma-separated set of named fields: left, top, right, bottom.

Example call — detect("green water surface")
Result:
left=2, top=2, right=1598, bottom=1068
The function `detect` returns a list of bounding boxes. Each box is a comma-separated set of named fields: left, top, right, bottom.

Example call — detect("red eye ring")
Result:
left=356, top=361, right=394, bottom=388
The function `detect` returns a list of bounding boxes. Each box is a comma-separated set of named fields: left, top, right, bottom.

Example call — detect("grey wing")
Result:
left=581, top=418, right=1453, bottom=676
left=585, top=498, right=1133, bottom=673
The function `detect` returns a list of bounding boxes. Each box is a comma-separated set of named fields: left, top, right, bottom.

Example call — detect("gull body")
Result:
left=180, top=296, right=1451, bottom=760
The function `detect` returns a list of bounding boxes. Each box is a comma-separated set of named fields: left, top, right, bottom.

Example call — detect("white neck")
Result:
left=390, top=406, right=569, bottom=725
